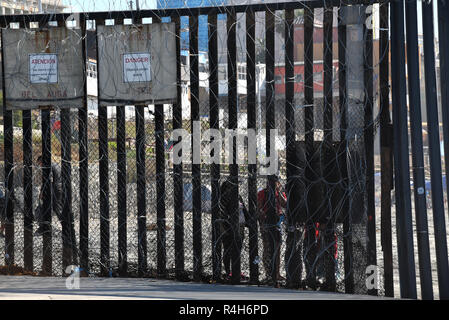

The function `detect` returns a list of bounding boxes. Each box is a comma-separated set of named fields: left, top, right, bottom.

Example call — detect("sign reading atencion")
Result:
left=1, top=27, right=85, bottom=110
left=29, top=54, right=59, bottom=84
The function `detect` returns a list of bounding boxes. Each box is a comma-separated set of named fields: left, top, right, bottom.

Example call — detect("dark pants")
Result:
left=285, top=226, right=303, bottom=288
left=36, top=203, right=78, bottom=265
left=222, top=221, right=245, bottom=276
left=303, top=222, right=337, bottom=290
left=260, top=224, right=281, bottom=282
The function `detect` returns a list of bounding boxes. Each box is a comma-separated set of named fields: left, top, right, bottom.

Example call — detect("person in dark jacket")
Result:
left=34, top=156, right=63, bottom=236
left=257, top=176, right=287, bottom=284
left=34, top=156, right=77, bottom=263
left=219, top=177, right=250, bottom=279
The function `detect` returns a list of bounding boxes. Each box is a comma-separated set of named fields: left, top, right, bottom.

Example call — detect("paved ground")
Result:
left=0, top=276, right=394, bottom=300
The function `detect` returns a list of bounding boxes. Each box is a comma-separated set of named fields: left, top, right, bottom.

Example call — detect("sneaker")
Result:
left=226, top=273, right=247, bottom=281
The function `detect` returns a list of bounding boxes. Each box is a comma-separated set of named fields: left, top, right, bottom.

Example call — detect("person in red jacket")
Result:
left=257, top=176, right=287, bottom=284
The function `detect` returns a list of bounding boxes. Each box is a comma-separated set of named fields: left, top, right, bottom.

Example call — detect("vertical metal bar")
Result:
left=323, top=3, right=336, bottom=292
left=227, top=8, right=240, bottom=285
left=304, top=6, right=316, bottom=290
left=304, top=7, right=314, bottom=183
left=131, top=15, right=147, bottom=278
left=41, top=108, right=52, bottom=275
left=265, top=9, right=278, bottom=286
left=155, top=104, right=167, bottom=277
left=96, top=19, right=110, bottom=277
left=173, top=15, right=185, bottom=281
left=60, top=13, right=75, bottom=270
left=379, top=0, right=394, bottom=298
left=404, top=0, right=434, bottom=300
left=61, top=108, right=75, bottom=272
left=208, top=13, right=222, bottom=282
left=79, top=15, right=89, bottom=275
left=338, top=4, right=353, bottom=294
left=135, top=104, right=147, bottom=276
left=438, top=0, right=449, bottom=229
left=364, top=4, right=377, bottom=297
left=117, top=104, right=127, bottom=276
left=14, top=16, right=32, bottom=269
left=1, top=27, right=14, bottom=267
left=190, top=14, right=203, bottom=281
left=284, top=8, right=301, bottom=289
left=323, top=6, right=333, bottom=142
left=22, top=110, right=33, bottom=272
left=246, top=9, right=259, bottom=285
left=114, top=16, right=127, bottom=277
left=152, top=15, right=166, bottom=278
left=98, top=103, right=110, bottom=276
left=390, top=0, right=417, bottom=299
left=421, top=0, right=449, bottom=299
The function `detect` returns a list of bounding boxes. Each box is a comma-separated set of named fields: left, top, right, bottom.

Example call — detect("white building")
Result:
left=0, top=0, right=67, bottom=14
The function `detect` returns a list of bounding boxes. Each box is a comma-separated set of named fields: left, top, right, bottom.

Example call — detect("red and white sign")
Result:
left=123, top=52, right=151, bottom=83
left=29, top=53, right=58, bottom=84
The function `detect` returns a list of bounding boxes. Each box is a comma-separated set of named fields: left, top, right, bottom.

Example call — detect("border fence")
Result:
left=1, top=0, right=449, bottom=300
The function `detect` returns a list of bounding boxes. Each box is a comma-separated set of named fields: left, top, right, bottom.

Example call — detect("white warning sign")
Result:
left=97, top=23, right=177, bottom=106
left=29, top=54, right=58, bottom=84
left=123, top=53, right=151, bottom=83
left=1, top=27, right=84, bottom=110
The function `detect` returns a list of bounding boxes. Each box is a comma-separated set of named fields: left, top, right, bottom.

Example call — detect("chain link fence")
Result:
left=1, top=0, right=449, bottom=300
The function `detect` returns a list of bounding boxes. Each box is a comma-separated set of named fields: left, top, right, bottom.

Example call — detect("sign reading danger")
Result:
left=123, top=53, right=151, bottom=83
left=97, top=23, right=177, bottom=106
left=29, top=53, right=58, bottom=84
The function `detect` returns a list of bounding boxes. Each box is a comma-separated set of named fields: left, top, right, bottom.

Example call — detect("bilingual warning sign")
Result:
left=97, top=23, right=177, bottom=106
left=123, top=53, right=151, bottom=83
left=1, top=27, right=84, bottom=110
left=29, top=54, right=58, bottom=84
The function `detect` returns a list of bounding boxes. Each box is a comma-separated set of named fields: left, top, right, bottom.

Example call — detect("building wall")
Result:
left=0, top=0, right=66, bottom=14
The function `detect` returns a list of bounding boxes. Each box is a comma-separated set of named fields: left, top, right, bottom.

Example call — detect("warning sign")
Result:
left=29, top=54, right=58, bottom=84
left=123, top=53, right=151, bottom=83
left=1, top=27, right=84, bottom=110
left=97, top=23, right=177, bottom=106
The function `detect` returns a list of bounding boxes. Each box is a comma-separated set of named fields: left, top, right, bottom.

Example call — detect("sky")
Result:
left=63, top=0, right=440, bottom=38
left=63, top=0, right=157, bottom=12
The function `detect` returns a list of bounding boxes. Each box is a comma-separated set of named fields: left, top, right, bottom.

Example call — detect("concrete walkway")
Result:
left=0, top=276, right=393, bottom=300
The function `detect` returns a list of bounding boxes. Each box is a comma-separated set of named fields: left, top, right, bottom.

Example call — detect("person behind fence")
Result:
left=0, top=182, right=23, bottom=238
left=34, top=156, right=63, bottom=235
left=219, top=177, right=250, bottom=280
left=0, top=185, right=5, bottom=238
left=34, top=156, right=77, bottom=262
left=257, top=176, right=287, bottom=284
